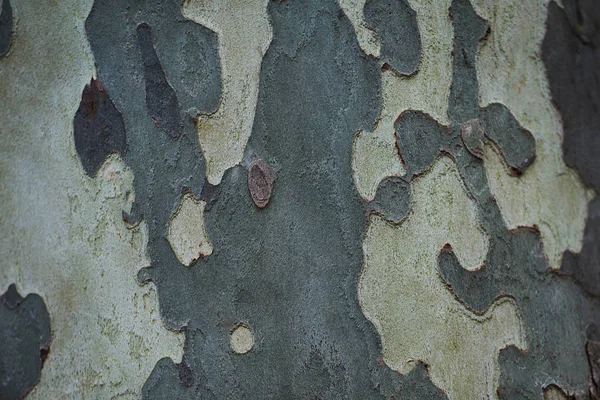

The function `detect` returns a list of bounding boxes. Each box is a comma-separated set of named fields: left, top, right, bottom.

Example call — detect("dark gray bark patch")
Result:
left=0, top=284, right=51, bottom=400
left=543, top=0, right=600, bottom=303
left=290, top=348, right=335, bottom=398
left=137, top=23, right=182, bottom=139
left=200, top=178, right=220, bottom=212
left=368, top=175, right=411, bottom=223
left=143, top=356, right=213, bottom=399
left=447, top=0, right=488, bottom=122
left=395, top=110, right=450, bottom=177
left=480, top=103, right=535, bottom=174
left=73, top=78, right=127, bottom=176
left=543, top=0, right=600, bottom=191
left=561, top=197, right=600, bottom=298
left=364, top=0, right=421, bottom=75
left=0, top=0, right=12, bottom=57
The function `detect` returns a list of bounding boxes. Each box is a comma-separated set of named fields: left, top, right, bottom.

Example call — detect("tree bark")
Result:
left=0, top=0, right=598, bottom=399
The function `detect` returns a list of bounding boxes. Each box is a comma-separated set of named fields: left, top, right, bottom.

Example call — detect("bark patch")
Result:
left=0, top=284, right=51, bottom=400
left=0, top=0, right=12, bottom=56
left=73, top=78, right=127, bottom=177
left=247, top=158, right=274, bottom=209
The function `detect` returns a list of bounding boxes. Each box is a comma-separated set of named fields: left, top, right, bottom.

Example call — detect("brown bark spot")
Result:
left=248, top=158, right=275, bottom=208
left=460, top=118, right=485, bottom=159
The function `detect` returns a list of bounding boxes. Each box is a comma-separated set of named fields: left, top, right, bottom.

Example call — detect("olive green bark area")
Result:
left=0, top=284, right=51, bottom=400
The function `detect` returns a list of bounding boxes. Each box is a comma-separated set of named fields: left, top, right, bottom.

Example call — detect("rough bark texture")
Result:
left=0, top=0, right=598, bottom=399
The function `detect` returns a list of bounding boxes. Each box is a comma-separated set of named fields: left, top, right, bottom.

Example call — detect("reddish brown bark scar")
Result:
left=248, top=158, right=275, bottom=209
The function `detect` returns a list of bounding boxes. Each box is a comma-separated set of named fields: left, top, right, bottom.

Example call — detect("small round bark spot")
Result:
left=229, top=323, right=254, bottom=354
left=248, top=158, right=274, bottom=208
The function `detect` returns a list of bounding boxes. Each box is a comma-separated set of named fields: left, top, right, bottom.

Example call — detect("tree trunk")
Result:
left=1, top=0, right=598, bottom=398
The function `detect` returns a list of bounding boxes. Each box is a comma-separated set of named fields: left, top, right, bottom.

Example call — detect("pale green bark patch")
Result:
left=359, top=156, right=525, bottom=400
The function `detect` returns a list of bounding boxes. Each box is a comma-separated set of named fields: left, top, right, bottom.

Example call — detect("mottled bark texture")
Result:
left=1, top=0, right=599, bottom=398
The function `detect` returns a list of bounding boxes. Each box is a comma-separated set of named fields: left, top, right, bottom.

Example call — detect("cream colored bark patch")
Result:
left=0, top=1, right=183, bottom=398
left=352, top=130, right=404, bottom=201
left=359, top=156, right=526, bottom=400
left=229, top=324, right=254, bottom=355
left=543, top=384, right=570, bottom=400
left=168, top=193, right=212, bottom=266
left=351, top=0, right=453, bottom=200
left=182, top=0, right=272, bottom=185
left=473, top=0, right=592, bottom=269
left=339, top=0, right=381, bottom=58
